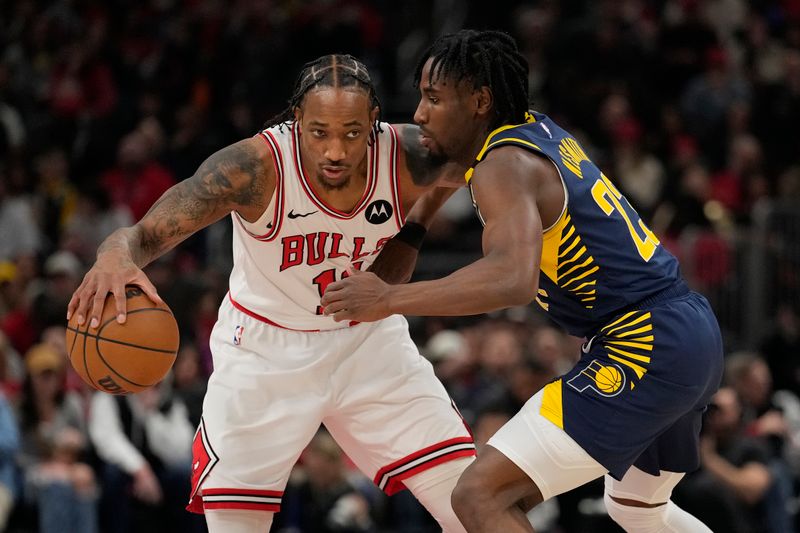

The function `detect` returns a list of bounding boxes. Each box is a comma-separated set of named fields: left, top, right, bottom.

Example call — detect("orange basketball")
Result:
left=65, top=286, right=179, bottom=394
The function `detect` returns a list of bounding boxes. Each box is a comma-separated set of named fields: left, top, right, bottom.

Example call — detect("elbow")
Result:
left=498, top=277, right=537, bottom=308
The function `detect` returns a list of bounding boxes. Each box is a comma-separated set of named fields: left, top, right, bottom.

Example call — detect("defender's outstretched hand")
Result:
left=321, top=268, right=392, bottom=322
left=67, top=254, right=162, bottom=329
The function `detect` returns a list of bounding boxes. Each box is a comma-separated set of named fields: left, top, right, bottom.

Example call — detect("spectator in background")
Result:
left=16, top=343, right=96, bottom=533
left=100, top=129, right=175, bottom=221
left=30, top=250, right=83, bottom=337
left=32, top=146, right=77, bottom=254
left=761, top=302, right=800, bottom=398
left=172, top=341, right=207, bottom=428
left=681, top=46, right=751, bottom=163
left=62, top=183, right=133, bottom=266
left=276, top=429, right=374, bottom=533
left=0, top=389, right=20, bottom=532
left=727, top=352, right=800, bottom=528
left=612, top=117, right=667, bottom=219
left=0, top=329, right=24, bottom=400
left=0, top=63, right=26, bottom=159
left=17, top=344, right=86, bottom=464
left=89, top=382, right=200, bottom=533
left=0, top=166, right=42, bottom=264
left=675, top=387, right=779, bottom=532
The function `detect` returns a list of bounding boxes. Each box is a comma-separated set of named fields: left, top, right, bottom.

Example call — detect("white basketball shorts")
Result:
left=187, top=296, right=475, bottom=514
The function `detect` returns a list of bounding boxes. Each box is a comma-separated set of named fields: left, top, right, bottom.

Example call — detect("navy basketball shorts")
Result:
left=537, top=290, right=724, bottom=480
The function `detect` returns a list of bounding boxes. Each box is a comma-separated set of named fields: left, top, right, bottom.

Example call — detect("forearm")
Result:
left=97, top=227, right=149, bottom=269
left=386, top=256, right=535, bottom=316
left=704, top=454, right=771, bottom=504
left=89, top=395, right=146, bottom=474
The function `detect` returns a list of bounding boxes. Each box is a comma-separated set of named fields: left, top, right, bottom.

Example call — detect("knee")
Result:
left=451, top=465, right=485, bottom=524
left=604, top=493, right=665, bottom=533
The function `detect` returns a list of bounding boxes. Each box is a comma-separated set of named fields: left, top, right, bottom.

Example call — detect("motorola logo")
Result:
left=365, top=200, right=393, bottom=225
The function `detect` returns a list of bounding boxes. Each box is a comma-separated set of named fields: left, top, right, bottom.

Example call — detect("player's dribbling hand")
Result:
left=67, top=253, right=162, bottom=329
left=321, top=268, right=392, bottom=322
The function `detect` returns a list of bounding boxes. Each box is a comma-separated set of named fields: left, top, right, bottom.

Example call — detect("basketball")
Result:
left=65, top=286, right=179, bottom=394
left=595, top=365, right=622, bottom=394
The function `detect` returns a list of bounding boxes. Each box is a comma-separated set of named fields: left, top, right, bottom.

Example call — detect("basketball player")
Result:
left=321, top=31, right=723, bottom=532
left=67, top=55, right=474, bottom=532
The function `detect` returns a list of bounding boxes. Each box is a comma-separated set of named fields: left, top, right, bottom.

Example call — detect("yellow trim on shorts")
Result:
left=539, top=379, right=564, bottom=429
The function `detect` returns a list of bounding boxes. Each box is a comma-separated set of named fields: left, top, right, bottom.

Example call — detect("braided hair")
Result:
left=264, top=54, right=382, bottom=140
left=414, top=30, right=530, bottom=130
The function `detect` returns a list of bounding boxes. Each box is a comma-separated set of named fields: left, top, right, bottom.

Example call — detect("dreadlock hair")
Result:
left=264, top=54, right=383, bottom=141
left=414, top=30, right=530, bottom=130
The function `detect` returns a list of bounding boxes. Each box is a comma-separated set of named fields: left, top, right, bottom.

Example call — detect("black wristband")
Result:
left=395, top=222, right=427, bottom=250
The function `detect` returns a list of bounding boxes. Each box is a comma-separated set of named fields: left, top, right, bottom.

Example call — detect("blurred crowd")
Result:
left=0, top=0, right=799, bottom=532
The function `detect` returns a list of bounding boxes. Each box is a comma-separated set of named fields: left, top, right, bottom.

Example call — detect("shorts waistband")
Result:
left=586, top=280, right=690, bottom=342
left=627, top=279, right=690, bottom=312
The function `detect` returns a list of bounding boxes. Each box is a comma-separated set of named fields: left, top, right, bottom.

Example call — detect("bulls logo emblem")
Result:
left=567, top=359, right=626, bottom=397
left=365, top=200, right=392, bottom=225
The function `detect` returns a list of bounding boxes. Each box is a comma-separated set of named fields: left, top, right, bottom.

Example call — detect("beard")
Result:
left=314, top=173, right=351, bottom=191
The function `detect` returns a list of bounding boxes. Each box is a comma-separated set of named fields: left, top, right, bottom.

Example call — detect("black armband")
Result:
left=395, top=222, right=427, bottom=250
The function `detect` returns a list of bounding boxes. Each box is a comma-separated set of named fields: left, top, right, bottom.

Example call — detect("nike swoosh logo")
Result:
left=582, top=335, right=596, bottom=354
left=287, top=210, right=318, bottom=219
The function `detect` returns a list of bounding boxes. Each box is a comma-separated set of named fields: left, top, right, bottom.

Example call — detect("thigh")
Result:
left=189, top=302, right=331, bottom=513
left=604, top=467, right=685, bottom=505
left=487, top=388, right=607, bottom=502
left=324, top=316, right=475, bottom=496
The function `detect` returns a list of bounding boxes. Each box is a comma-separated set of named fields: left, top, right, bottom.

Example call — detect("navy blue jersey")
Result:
left=467, top=112, right=680, bottom=337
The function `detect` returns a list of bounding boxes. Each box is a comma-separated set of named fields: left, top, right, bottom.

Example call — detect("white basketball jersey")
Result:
left=228, top=121, right=404, bottom=331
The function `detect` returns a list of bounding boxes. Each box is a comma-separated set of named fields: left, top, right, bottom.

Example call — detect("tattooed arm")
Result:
left=68, top=137, right=275, bottom=328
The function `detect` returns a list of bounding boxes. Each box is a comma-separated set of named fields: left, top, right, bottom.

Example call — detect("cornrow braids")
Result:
left=414, top=30, right=530, bottom=130
left=264, top=54, right=383, bottom=141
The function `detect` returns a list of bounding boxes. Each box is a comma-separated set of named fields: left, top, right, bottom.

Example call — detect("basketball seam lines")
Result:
left=66, top=308, right=177, bottom=354
left=64, top=327, right=177, bottom=354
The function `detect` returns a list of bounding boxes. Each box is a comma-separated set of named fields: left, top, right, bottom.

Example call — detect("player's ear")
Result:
left=370, top=106, right=379, bottom=125
left=475, top=86, right=493, bottom=119
left=293, top=106, right=303, bottom=124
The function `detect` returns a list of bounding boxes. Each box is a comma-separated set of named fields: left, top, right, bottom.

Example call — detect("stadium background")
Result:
left=0, top=0, right=799, bottom=531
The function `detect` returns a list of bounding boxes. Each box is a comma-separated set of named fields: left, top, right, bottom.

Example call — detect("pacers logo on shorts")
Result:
left=567, top=359, right=626, bottom=397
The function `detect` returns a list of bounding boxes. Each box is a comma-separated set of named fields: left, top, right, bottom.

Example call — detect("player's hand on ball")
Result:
left=321, top=268, right=392, bottom=322
left=67, top=253, right=162, bottom=329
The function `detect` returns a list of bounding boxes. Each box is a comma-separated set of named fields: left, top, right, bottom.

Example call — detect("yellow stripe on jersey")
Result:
left=540, top=211, right=599, bottom=309
left=540, top=379, right=564, bottom=429
left=559, top=138, right=590, bottom=179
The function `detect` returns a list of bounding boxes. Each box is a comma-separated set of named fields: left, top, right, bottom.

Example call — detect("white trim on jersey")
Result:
left=387, top=124, right=404, bottom=230
left=234, top=129, right=285, bottom=241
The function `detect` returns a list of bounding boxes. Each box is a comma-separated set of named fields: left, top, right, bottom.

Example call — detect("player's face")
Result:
left=295, top=88, right=378, bottom=191
left=414, top=58, right=482, bottom=163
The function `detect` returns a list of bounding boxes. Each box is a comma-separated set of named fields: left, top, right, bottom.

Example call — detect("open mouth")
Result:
left=322, top=166, right=347, bottom=180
